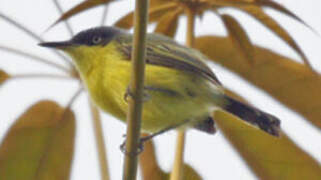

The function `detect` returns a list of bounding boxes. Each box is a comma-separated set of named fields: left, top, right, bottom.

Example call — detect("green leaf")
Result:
left=0, top=101, right=76, bottom=180
left=0, top=69, right=10, bottom=85
left=195, top=36, right=321, bottom=129
left=221, top=14, right=254, bottom=64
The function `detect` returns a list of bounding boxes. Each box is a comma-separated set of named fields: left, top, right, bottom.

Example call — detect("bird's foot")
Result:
left=120, top=138, right=145, bottom=156
left=123, top=87, right=150, bottom=102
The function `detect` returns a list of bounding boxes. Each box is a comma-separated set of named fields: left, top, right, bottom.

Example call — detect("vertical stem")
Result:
left=170, top=7, right=195, bottom=180
left=89, top=101, right=110, bottom=180
left=122, top=0, right=149, bottom=179
left=170, top=130, right=186, bottom=180
left=186, top=8, right=195, bottom=48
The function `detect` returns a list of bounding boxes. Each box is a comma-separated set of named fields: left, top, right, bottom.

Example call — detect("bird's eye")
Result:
left=92, top=36, right=102, bottom=44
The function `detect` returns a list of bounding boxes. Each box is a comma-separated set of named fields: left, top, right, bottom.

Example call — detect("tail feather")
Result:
left=223, top=96, right=281, bottom=136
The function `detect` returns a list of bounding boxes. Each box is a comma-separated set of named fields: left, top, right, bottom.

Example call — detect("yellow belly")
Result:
left=83, top=57, right=218, bottom=133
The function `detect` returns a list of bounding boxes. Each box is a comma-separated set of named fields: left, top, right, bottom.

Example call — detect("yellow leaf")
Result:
left=239, top=5, right=312, bottom=70
left=114, top=2, right=178, bottom=29
left=256, top=0, right=316, bottom=33
left=214, top=111, right=321, bottom=179
left=195, top=36, right=321, bottom=129
left=51, top=0, right=115, bottom=28
left=0, top=69, right=10, bottom=85
left=150, top=0, right=172, bottom=7
left=140, top=134, right=167, bottom=180
left=0, top=101, right=75, bottom=180
left=154, top=7, right=182, bottom=38
left=208, top=0, right=254, bottom=4
left=182, top=164, right=202, bottom=180
left=139, top=134, right=202, bottom=180
left=221, top=14, right=254, bottom=64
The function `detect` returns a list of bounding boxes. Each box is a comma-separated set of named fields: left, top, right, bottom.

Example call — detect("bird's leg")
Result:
left=120, top=119, right=190, bottom=156
left=123, top=86, right=151, bottom=102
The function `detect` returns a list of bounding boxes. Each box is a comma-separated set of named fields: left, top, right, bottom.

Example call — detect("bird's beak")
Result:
left=38, top=40, right=74, bottom=49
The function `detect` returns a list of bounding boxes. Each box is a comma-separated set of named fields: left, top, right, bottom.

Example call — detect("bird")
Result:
left=39, top=26, right=281, bottom=143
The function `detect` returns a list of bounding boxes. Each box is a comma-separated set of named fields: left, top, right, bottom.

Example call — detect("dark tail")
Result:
left=223, top=96, right=281, bottom=136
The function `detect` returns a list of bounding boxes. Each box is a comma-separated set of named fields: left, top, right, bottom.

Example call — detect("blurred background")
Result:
left=0, top=0, right=320, bottom=179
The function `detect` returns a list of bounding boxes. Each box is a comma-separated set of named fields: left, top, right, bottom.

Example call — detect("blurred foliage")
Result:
left=216, top=90, right=321, bottom=179
left=51, top=0, right=115, bottom=27
left=0, top=101, right=75, bottom=180
left=215, top=111, right=321, bottom=179
left=221, top=14, right=254, bottom=65
left=0, top=0, right=320, bottom=179
left=0, top=69, right=10, bottom=85
left=113, top=0, right=314, bottom=69
left=195, top=36, right=321, bottom=129
left=140, top=134, right=202, bottom=180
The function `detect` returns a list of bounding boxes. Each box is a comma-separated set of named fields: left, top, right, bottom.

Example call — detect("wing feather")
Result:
left=115, top=33, right=222, bottom=86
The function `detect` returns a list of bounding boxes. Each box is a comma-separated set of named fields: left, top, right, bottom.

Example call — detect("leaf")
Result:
left=140, top=134, right=167, bottom=180
left=214, top=110, right=321, bottom=179
left=221, top=14, right=254, bottom=64
left=113, top=12, right=134, bottom=29
left=0, top=69, right=10, bottom=85
left=114, top=2, right=178, bottom=29
left=195, top=36, right=321, bottom=129
left=182, top=164, right=202, bottom=180
left=154, top=7, right=182, bottom=38
left=51, top=0, right=115, bottom=28
left=139, top=134, right=202, bottom=180
left=0, top=101, right=76, bottom=180
left=256, top=0, right=317, bottom=34
left=239, top=5, right=313, bottom=70
left=150, top=0, right=172, bottom=8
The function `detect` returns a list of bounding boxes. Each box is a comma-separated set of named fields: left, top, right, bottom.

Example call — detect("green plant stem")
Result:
left=89, top=101, right=110, bottom=180
left=122, top=0, right=149, bottom=179
left=170, top=7, right=195, bottom=180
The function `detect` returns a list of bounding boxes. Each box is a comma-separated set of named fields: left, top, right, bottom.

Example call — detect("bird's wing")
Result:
left=115, top=33, right=222, bottom=86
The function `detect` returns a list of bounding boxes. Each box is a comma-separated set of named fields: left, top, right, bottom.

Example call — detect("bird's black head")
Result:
left=39, top=26, right=125, bottom=48
left=72, top=26, right=125, bottom=46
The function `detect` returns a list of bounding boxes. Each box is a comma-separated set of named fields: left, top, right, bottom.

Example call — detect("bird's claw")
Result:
left=120, top=139, right=145, bottom=156
left=124, top=87, right=150, bottom=103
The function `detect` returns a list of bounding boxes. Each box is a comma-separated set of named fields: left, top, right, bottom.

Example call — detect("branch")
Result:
left=170, top=130, right=186, bottom=180
left=122, top=0, right=149, bottom=179
left=89, top=101, right=110, bottom=180
left=52, top=0, right=74, bottom=36
left=170, top=7, right=195, bottom=180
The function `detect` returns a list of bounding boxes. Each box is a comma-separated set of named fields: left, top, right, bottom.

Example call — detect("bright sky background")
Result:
left=0, top=0, right=321, bottom=179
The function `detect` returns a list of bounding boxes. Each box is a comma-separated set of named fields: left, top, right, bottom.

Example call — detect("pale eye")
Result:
left=92, top=36, right=102, bottom=44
